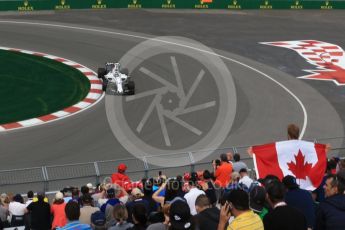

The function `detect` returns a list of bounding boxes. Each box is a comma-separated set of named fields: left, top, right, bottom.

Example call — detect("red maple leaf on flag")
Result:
left=287, top=150, right=312, bottom=180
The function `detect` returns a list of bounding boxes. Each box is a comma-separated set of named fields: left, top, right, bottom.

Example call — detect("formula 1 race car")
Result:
left=98, top=62, right=135, bottom=95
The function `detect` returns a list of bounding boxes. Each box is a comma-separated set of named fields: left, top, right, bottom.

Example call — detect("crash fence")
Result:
left=0, top=136, right=344, bottom=194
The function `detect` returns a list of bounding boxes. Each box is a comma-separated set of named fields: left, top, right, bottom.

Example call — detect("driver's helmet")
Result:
left=114, top=63, right=121, bottom=72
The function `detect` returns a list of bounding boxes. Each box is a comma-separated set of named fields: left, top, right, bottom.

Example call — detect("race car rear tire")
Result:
left=98, top=68, right=106, bottom=79
left=127, top=81, right=135, bottom=90
left=127, top=81, right=135, bottom=95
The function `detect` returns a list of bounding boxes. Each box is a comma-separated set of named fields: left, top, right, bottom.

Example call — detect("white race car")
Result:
left=98, top=62, right=135, bottom=95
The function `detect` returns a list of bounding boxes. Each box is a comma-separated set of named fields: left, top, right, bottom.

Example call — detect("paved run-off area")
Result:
left=0, top=49, right=90, bottom=124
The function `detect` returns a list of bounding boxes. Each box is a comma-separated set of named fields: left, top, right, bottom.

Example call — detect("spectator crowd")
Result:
left=0, top=156, right=344, bottom=230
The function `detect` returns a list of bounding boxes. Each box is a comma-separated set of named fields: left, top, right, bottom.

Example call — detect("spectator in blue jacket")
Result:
left=282, top=175, right=315, bottom=229
left=314, top=170, right=345, bottom=230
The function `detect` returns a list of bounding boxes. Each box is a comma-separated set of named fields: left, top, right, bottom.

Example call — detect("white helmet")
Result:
left=114, top=63, right=121, bottom=72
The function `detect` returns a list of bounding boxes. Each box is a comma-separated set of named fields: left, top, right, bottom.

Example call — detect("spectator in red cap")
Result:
left=111, top=164, right=131, bottom=189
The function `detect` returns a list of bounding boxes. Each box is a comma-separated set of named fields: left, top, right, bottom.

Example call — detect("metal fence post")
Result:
left=42, top=166, right=49, bottom=192
left=233, top=147, right=238, bottom=154
left=188, top=152, right=195, bottom=173
left=142, top=157, right=149, bottom=178
left=94, top=162, right=101, bottom=185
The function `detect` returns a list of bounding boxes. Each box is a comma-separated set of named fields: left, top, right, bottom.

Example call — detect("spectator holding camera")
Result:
left=152, top=177, right=184, bottom=208
left=213, top=154, right=233, bottom=188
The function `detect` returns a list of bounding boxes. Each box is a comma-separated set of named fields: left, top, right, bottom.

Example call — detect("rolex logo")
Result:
left=133, top=0, right=137, bottom=4
left=97, top=0, right=102, bottom=4
left=61, top=0, right=65, bottom=5
left=325, top=0, right=329, bottom=5
left=167, top=0, right=171, bottom=4
left=24, top=0, right=28, bottom=7
left=295, top=0, right=299, bottom=5
left=265, top=0, right=269, bottom=5
left=233, top=0, right=237, bottom=5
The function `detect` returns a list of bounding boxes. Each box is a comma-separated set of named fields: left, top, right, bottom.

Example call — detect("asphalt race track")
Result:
left=0, top=10, right=344, bottom=170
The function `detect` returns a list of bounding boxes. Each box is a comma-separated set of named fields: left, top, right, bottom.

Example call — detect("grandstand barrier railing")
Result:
left=1, top=137, right=344, bottom=194
left=0, top=0, right=344, bottom=11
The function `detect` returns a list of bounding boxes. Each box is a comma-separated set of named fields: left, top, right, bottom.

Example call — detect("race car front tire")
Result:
left=98, top=68, right=106, bottom=79
left=102, top=81, right=108, bottom=91
left=127, top=81, right=135, bottom=90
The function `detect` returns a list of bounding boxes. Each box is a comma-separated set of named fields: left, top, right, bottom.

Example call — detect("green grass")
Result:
left=0, top=50, right=90, bottom=124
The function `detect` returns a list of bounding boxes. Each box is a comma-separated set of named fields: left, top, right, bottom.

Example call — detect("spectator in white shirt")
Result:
left=9, top=194, right=26, bottom=216
left=239, top=168, right=253, bottom=189
left=184, top=178, right=205, bottom=215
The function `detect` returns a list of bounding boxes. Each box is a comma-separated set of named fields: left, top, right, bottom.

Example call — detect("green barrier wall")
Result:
left=0, top=0, right=343, bottom=11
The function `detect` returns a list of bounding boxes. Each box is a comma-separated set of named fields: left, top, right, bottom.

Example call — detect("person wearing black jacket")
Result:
left=282, top=175, right=315, bottom=229
left=263, top=180, right=307, bottom=230
left=25, top=192, right=51, bottom=230
left=0, top=218, right=3, bottom=230
left=194, top=194, right=220, bottom=230
left=314, top=171, right=345, bottom=230
left=128, top=203, right=148, bottom=230
left=202, top=170, right=217, bottom=206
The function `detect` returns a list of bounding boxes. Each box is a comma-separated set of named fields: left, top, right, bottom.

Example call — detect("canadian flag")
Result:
left=252, top=140, right=327, bottom=191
